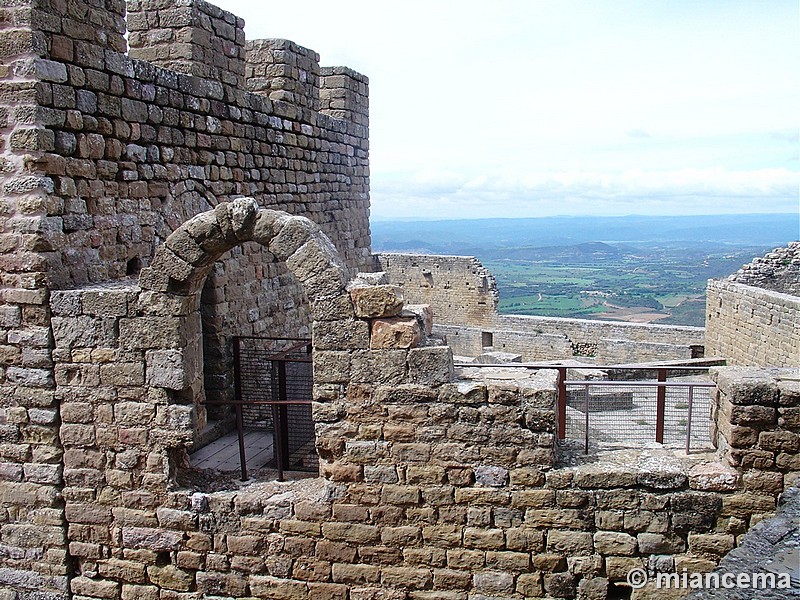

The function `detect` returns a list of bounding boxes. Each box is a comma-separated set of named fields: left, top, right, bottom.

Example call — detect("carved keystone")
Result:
left=370, top=317, right=420, bottom=349
left=350, top=285, right=404, bottom=318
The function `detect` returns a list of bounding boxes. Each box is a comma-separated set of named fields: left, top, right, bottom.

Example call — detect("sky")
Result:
left=211, top=0, right=799, bottom=221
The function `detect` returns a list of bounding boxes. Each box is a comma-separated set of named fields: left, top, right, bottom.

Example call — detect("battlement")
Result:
left=127, top=0, right=247, bottom=88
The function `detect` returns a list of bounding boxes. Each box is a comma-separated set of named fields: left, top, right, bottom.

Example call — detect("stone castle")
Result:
left=0, top=1, right=797, bottom=599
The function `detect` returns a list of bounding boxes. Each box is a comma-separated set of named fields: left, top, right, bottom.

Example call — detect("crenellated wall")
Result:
left=377, top=253, right=706, bottom=363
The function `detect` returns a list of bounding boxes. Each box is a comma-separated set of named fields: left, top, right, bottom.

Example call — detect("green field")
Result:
left=484, top=244, right=768, bottom=326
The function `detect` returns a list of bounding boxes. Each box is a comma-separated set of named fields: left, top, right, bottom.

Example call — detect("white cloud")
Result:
left=371, top=168, right=800, bottom=220
left=207, top=0, right=799, bottom=219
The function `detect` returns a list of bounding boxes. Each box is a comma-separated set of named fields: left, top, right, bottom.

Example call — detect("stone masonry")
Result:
left=705, top=243, right=800, bottom=368
left=0, top=2, right=798, bottom=600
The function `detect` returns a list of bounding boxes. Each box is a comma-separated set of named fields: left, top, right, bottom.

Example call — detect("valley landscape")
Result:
left=372, top=213, right=797, bottom=326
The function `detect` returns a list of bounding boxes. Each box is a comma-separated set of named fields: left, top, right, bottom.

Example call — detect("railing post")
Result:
left=584, top=384, right=590, bottom=454
left=233, top=337, right=248, bottom=481
left=275, top=360, right=290, bottom=481
left=557, top=367, right=567, bottom=440
left=685, top=385, right=695, bottom=455
left=655, top=368, right=666, bottom=444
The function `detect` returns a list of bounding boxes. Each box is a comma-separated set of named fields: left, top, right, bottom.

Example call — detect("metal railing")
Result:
left=561, top=377, right=715, bottom=454
left=456, top=361, right=718, bottom=454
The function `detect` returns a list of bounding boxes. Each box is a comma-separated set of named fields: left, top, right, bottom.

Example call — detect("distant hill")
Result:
left=370, top=213, right=798, bottom=326
left=371, top=213, right=798, bottom=254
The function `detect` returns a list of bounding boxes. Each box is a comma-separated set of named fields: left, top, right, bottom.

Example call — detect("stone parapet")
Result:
left=128, top=0, right=246, bottom=89
left=246, top=38, right=321, bottom=118
left=706, top=280, right=799, bottom=368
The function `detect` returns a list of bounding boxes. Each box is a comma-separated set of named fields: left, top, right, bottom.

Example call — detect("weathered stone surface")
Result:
left=407, top=346, right=453, bottom=385
left=593, top=531, right=637, bottom=556
left=350, top=285, right=404, bottom=318
left=370, top=317, right=420, bottom=350
left=121, top=527, right=183, bottom=551
left=689, top=462, right=740, bottom=492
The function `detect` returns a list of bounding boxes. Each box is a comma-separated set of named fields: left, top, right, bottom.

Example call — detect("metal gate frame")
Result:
left=202, top=337, right=313, bottom=481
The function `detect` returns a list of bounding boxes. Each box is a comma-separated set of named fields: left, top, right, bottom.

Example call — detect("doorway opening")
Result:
left=191, top=337, right=318, bottom=481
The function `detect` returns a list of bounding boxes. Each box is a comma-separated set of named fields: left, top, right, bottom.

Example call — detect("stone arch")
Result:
left=139, top=197, right=348, bottom=304
left=135, top=198, right=355, bottom=472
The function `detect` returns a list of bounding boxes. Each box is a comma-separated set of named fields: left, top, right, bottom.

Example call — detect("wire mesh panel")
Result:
left=234, top=337, right=317, bottom=473
left=563, top=377, right=713, bottom=452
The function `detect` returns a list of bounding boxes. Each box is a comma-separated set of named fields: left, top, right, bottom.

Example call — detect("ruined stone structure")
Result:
left=706, top=243, right=800, bottom=368
left=376, top=254, right=705, bottom=363
left=0, top=2, right=798, bottom=600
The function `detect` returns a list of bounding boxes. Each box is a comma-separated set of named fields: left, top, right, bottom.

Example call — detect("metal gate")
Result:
left=205, top=337, right=317, bottom=481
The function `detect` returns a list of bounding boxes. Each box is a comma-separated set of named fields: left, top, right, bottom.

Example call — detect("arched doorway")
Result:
left=138, top=198, right=350, bottom=481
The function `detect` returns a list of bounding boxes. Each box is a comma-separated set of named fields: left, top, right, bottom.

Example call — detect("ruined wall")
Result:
left=705, top=280, right=800, bottom=368
left=705, top=242, right=800, bottom=368
left=377, top=253, right=705, bottom=363
left=710, top=367, right=800, bottom=513
left=728, top=241, right=800, bottom=297
left=43, top=260, right=800, bottom=600
left=376, top=254, right=499, bottom=329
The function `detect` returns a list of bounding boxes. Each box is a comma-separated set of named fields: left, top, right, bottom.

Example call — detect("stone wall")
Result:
left=0, top=0, right=370, bottom=595
left=41, top=255, right=800, bottom=599
left=2, top=201, right=799, bottom=599
left=728, top=241, right=800, bottom=297
left=705, top=280, right=800, bottom=368
left=377, top=253, right=705, bottom=363
left=711, top=367, right=800, bottom=486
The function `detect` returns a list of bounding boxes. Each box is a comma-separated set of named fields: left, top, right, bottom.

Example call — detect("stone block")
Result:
left=313, top=319, right=369, bottom=350
left=313, top=350, right=350, bottom=383
left=52, top=315, right=97, bottom=348
left=593, top=531, right=637, bottom=556
left=473, top=570, right=514, bottom=594
left=463, top=527, right=504, bottom=550
left=351, top=349, right=406, bottom=384
left=119, top=317, right=184, bottom=349
left=71, top=576, right=120, bottom=598
left=269, top=215, right=319, bottom=261
left=573, top=467, right=637, bottom=490
left=381, top=567, right=432, bottom=590
left=547, top=530, right=593, bottom=555
left=322, top=522, right=379, bottom=544
left=637, top=533, right=686, bottom=554
left=370, top=317, right=420, bottom=349
left=330, top=564, right=380, bottom=585
left=350, top=285, right=404, bottom=318
left=687, top=533, right=735, bottom=558
left=99, top=362, right=145, bottom=386
left=407, top=346, right=453, bottom=385
left=147, top=565, right=194, bottom=591
left=688, top=462, right=740, bottom=491
left=474, top=465, right=508, bottom=487
left=121, top=527, right=183, bottom=551
left=82, top=289, right=130, bottom=317
left=98, top=558, right=147, bottom=583
left=403, top=304, right=434, bottom=336
left=146, top=349, right=195, bottom=390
